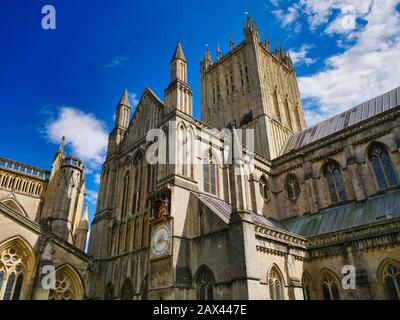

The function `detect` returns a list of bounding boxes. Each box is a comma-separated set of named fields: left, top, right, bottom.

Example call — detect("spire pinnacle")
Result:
left=230, top=34, right=234, bottom=51
left=118, top=88, right=130, bottom=107
left=171, top=41, right=186, bottom=62
left=217, top=43, right=221, bottom=61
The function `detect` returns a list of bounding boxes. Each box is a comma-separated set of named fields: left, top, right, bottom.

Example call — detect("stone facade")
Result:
left=0, top=140, right=89, bottom=300
left=87, top=18, right=400, bottom=300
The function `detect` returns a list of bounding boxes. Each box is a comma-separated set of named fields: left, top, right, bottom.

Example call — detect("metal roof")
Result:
left=281, top=86, right=400, bottom=154
left=282, top=189, right=400, bottom=237
left=193, top=192, right=287, bottom=230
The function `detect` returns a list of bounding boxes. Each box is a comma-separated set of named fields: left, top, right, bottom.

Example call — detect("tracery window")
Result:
left=259, top=176, right=269, bottom=200
left=369, top=144, right=398, bottom=191
left=203, top=150, right=217, bottom=195
left=381, top=262, right=400, bottom=300
left=321, top=272, right=340, bottom=300
left=268, top=267, right=284, bottom=300
left=302, top=273, right=312, bottom=300
left=0, top=248, right=24, bottom=300
left=286, top=175, right=300, bottom=200
left=324, top=161, right=347, bottom=204
left=196, top=266, right=214, bottom=300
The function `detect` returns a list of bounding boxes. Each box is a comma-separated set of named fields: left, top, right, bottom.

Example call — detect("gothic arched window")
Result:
left=49, top=266, right=83, bottom=300
left=132, top=155, right=143, bottom=213
left=324, top=161, right=347, bottom=204
left=104, top=282, right=115, bottom=300
left=321, top=271, right=340, bottom=300
left=121, top=171, right=130, bottom=218
left=259, top=176, right=269, bottom=200
left=302, top=273, right=312, bottom=300
left=369, top=144, right=398, bottom=191
left=0, top=248, right=24, bottom=300
left=268, top=266, right=284, bottom=300
left=381, top=262, right=400, bottom=300
left=285, top=175, right=300, bottom=200
left=120, top=278, right=134, bottom=300
left=203, top=150, right=217, bottom=195
left=195, top=266, right=215, bottom=300
left=140, top=275, right=149, bottom=300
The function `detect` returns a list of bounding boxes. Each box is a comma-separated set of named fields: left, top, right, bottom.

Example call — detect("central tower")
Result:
left=200, top=17, right=307, bottom=159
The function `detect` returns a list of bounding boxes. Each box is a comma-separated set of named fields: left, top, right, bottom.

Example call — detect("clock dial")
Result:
left=151, top=224, right=171, bottom=258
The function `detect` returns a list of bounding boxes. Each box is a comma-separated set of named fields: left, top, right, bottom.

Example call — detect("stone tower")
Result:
left=41, top=137, right=86, bottom=244
left=107, top=89, right=131, bottom=157
left=165, top=41, right=193, bottom=115
left=200, top=17, right=307, bottom=159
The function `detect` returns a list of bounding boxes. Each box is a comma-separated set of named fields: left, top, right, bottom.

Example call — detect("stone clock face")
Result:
left=151, top=223, right=171, bottom=258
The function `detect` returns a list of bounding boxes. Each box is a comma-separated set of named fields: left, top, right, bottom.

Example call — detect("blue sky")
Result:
left=1, top=0, right=399, bottom=223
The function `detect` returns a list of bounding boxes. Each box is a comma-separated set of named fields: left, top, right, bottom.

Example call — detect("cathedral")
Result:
left=0, top=18, right=399, bottom=300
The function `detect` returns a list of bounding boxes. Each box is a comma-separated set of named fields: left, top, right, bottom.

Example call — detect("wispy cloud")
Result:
left=130, top=92, right=140, bottom=107
left=85, top=189, right=98, bottom=206
left=289, top=44, right=316, bottom=66
left=103, top=56, right=128, bottom=68
left=44, top=107, right=109, bottom=169
left=270, top=0, right=400, bottom=125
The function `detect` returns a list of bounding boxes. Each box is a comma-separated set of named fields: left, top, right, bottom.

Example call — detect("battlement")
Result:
left=63, top=157, right=84, bottom=171
left=200, top=17, right=293, bottom=72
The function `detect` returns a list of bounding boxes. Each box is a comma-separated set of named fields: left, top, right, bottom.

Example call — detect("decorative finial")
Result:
left=230, top=34, right=234, bottom=51
left=217, top=43, right=221, bottom=61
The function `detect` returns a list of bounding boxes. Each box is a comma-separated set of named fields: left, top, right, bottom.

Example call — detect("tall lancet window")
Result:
left=203, top=150, right=217, bottom=195
left=268, top=266, right=284, bottom=300
left=121, top=171, right=130, bottom=218
left=195, top=266, right=215, bottom=300
left=369, top=143, right=398, bottom=191
left=324, top=161, right=347, bottom=204
left=132, top=155, right=143, bottom=213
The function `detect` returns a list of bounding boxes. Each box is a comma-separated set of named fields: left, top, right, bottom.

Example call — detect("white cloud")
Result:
left=270, top=0, right=400, bottom=125
left=44, top=107, right=109, bottom=168
left=85, top=189, right=98, bottom=206
left=130, top=92, right=140, bottom=107
left=103, top=56, right=128, bottom=68
left=289, top=44, right=316, bottom=65
left=94, top=173, right=101, bottom=185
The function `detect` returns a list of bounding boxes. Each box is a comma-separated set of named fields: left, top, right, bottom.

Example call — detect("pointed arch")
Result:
left=203, top=149, right=219, bottom=196
left=302, top=271, right=313, bottom=300
left=104, top=282, right=115, bottom=300
left=319, top=269, right=340, bottom=300
left=132, top=152, right=144, bottom=213
left=194, top=265, right=215, bottom=300
left=323, top=160, right=347, bottom=204
left=49, top=264, right=84, bottom=300
left=0, top=236, right=35, bottom=300
left=377, top=258, right=400, bottom=300
left=284, top=173, right=301, bottom=200
left=367, top=142, right=398, bottom=191
left=120, top=278, right=134, bottom=300
left=140, top=274, right=149, bottom=300
left=0, top=196, right=28, bottom=217
left=267, top=264, right=285, bottom=300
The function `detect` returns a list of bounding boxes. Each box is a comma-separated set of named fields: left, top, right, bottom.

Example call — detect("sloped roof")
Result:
left=193, top=192, right=287, bottom=230
left=282, top=189, right=400, bottom=237
left=281, top=86, right=400, bottom=154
